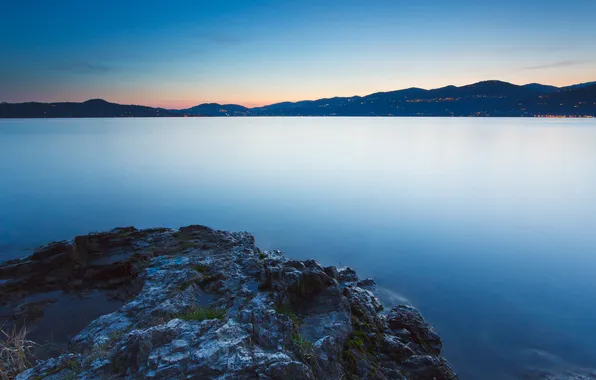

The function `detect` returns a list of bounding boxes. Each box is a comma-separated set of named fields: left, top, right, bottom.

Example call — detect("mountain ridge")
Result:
left=2, top=80, right=595, bottom=118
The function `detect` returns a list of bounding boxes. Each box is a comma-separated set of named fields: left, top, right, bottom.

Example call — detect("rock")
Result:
left=13, top=298, right=58, bottom=323
left=357, top=278, right=376, bottom=288
left=344, top=286, right=383, bottom=321
left=401, top=355, right=458, bottom=380
left=260, top=360, right=315, bottom=379
left=381, top=334, right=416, bottom=362
left=337, top=267, right=358, bottom=283
left=30, top=241, right=72, bottom=261
left=387, top=305, right=443, bottom=355
left=5, top=225, right=458, bottom=380
left=324, top=266, right=339, bottom=280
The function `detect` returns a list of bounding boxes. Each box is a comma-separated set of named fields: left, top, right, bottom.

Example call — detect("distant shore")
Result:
left=2, top=80, right=595, bottom=118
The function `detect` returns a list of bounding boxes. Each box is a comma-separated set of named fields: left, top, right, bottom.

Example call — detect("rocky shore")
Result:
left=0, top=225, right=457, bottom=379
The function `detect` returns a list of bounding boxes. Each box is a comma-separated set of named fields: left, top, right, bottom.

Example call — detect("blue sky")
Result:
left=1, top=0, right=595, bottom=107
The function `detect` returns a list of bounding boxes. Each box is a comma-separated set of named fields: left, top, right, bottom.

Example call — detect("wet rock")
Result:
left=12, top=298, right=58, bottom=323
left=344, top=286, right=383, bottom=320
left=387, top=305, right=443, bottom=355
left=381, top=334, right=416, bottom=362
left=30, top=241, right=72, bottom=261
left=72, top=228, right=137, bottom=262
left=16, top=353, right=83, bottom=380
left=5, top=225, right=458, bottom=380
left=324, top=265, right=339, bottom=280
left=357, top=278, right=376, bottom=288
left=401, top=355, right=458, bottom=380
left=286, top=268, right=333, bottom=302
left=261, top=360, right=315, bottom=379
left=0, top=260, right=35, bottom=277
left=338, top=267, right=358, bottom=283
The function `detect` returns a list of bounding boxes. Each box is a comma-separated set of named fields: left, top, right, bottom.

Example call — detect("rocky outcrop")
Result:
left=0, top=225, right=457, bottom=379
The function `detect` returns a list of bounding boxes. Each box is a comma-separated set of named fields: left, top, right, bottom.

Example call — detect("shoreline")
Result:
left=0, top=225, right=457, bottom=379
left=1, top=115, right=595, bottom=119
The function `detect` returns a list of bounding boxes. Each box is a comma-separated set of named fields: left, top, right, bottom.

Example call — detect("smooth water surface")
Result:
left=1, top=117, right=595, bottom=379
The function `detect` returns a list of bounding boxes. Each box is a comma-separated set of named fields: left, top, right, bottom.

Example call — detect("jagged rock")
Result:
left=401, top=355, right=458, bottom=380
left=387, top=305, right=443, bottom=355
left=337, top=267, right=358, bottom=283
left=357, top=278, right=376, bottom=288
left=324, top=265, right=339, bottom=280
left=259, top=360, right=315, bottom=379
left=3, top=225, right=458, bottom=380
left=30, top=241, right=72, bottom=261
left=344, top=286, right=384, bottom=321
left=381, top=334, right=416, bottom=362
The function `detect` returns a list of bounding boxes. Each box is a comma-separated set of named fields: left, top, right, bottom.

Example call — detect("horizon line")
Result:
left=3, top=78, right=595, bottom=110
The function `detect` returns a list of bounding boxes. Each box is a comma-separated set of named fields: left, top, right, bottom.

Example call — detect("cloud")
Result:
left=517, top=61, right=578, bottom=71
left=51, top=62, right=115, bottom=74
left=500, top=45, right=573, bottom=54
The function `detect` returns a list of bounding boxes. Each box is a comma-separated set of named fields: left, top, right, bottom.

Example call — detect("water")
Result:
left=1, top=117, right=595, bottom=379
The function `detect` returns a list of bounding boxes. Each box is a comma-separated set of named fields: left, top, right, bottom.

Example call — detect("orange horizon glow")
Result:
left=15, top=75, right=592, bottom=110
left=3, top=1, right=596, bottom=110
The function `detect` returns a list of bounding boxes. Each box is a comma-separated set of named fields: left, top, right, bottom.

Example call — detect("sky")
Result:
left=1, top=0, right=595, bottom=108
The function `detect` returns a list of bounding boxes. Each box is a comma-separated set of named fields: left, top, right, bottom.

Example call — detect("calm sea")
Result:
left=1, top=117, right=595, bottom=379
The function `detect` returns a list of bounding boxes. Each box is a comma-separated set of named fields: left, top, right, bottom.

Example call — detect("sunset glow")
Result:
left=1, top=0, right=595, bottom=108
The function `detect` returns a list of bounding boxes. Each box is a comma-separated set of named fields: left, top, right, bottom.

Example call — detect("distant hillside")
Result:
left=563, top=81, right=596, bottom=90
left=246, top=80, right=596, bottom=117
left=522, top=83, right=560, bottom=93
left=2, top=81, right=596, bottom=118
left=0, top=99, right=180, bottom=118
left=176, top=103, right=250, bottom=116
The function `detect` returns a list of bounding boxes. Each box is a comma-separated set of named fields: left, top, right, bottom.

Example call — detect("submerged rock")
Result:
left=0, top=225, right=457, bottom=379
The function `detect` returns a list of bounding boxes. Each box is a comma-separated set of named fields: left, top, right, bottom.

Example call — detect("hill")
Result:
left=0, top=99, right=180, bottom=118
left=2, top=81, right=595, bottom=118
left=242, top=81, right=595, bottom=117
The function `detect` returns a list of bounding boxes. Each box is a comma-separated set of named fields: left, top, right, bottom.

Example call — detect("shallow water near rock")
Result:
left=29, top=291, right=123, bottom=344
left=1, top=289, right=126, bottom=360
left=1, top=117, right=596, bottom=379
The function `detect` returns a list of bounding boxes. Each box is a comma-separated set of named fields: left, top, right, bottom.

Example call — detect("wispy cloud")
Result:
left=500, top=45, right=574, bottom=54
left=517, top=61, right=578, bottom=71
left=51, top=62, right=115, bottom=74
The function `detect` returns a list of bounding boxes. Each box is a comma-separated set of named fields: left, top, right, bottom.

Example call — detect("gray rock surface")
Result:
left=1, top=225, right=457, bottom=379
